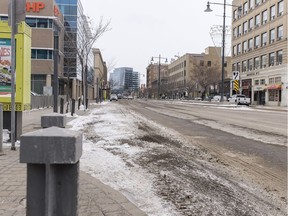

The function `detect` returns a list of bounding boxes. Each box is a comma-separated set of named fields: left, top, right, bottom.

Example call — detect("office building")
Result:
left=56, top=0, right=94, bottom=100
left=231, top=0, right=287, bottom=106
left=0, top=0, right=65, bottom=95
left=110, top=67, right=139, bottom=94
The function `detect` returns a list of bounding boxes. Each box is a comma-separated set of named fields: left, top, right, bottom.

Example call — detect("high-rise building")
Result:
left=56, top=0, right=94, bottom=99
left=110, top=67, right=139, bottom=94
left=231, top=0, right=287, bottom=106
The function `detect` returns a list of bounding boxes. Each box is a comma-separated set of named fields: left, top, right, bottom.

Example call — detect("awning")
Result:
left=266, top=84, right=282, bottom=90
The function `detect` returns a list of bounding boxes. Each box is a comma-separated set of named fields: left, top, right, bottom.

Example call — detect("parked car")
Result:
left=110, top=94, right=118, bottom=101
left=212, top=95, right=227, bottom=102
left=127, top=95, right=133, bottom=100
left=228, top=94, right=251, bottom=105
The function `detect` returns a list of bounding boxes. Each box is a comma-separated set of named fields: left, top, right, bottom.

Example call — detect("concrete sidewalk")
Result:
left=0, top=104, right=147, bottom=216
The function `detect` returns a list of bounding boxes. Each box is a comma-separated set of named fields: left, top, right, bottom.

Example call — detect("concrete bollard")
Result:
left=20, top=126, right=82, bottom=216
left=41, top=113, right=67, bottom=128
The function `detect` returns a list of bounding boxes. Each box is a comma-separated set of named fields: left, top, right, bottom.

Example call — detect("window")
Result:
left=243, top=21, right=248, bottom=33
left=262, top=10, right=268, bottom=24
left=254, top=35, right=260, bottom=48
left=275, top=77, right=281, bottom=83
left=278, top=0, right=284, bottom=16
left=248, top=38, right=253, bottom=49
left=233, top=27, right=237, bottom=37
left=232, top=63, right=237, bottom=71
left=243, top=2, right=248, bottom=14
left=31, top=49, right=53, bottom=60
left=277, top=25, right=283, bottom=40
left=276, top=50, right=283, bottom=65
left=0, top=16, right=8, bottom=21
left=233, top=46, right=237, bottom=56
left=26, top=18, right=52, bottom=28
left=255, top=80, right=259, bottom=85
left=37, top=18, right=48, bottom=28
left=270, top=28, right=275, bottom=43
left=31, top=75, right=46, bottom=95
left=260, top=79, right=265, bottom=85
left=254, top=57, right=260, bottom=69
left=243, top=41, right=248, bottom=52
left=269, top=77, right=275, bottom=84
left=269, top=52, right=275, bottom=66
left=248, top=59, right=253, bottom=70
left=26, top=18, right=36, bottom=27
left=249, top=18, right=254, bottom=30
left=255, top=14, right=260, bottom=27
left=270, top=5, right=276, bottom=20
left=242, top=60, right=247, bottom=72
left=207, top=61, right=211, bottom=67
left=261, top=32, right=267, bottom=46
left=237, top=25, right=241, bottom=36
left=249, top=0, right=254, bottom=9
left=237, top=43, right=242, bottom=54
left=261, top=55, right=267, bottom=68
left=237, top=62, right=241, bottom=71
left=255, top=0, right=261, bottom=6
left=269, top=90, right=279, bottom=101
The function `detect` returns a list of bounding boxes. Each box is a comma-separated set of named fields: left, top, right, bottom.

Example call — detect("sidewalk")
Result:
left=0, top=104, right=147, bottom=216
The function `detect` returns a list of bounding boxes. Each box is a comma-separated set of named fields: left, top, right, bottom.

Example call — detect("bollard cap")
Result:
left=20, top=127, right=82, bottom=164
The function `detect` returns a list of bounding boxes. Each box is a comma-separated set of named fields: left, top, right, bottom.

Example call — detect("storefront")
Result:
left=266, top=84, right=282, bottom=106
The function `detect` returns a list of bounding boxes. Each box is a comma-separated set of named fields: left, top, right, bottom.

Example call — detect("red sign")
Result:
left=54, top=5, right=60, bottom=16
left=26, top=2, right=45, bottom=13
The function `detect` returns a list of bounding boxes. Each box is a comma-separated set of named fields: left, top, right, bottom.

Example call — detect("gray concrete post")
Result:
left=20, top=127, right=82, bottom=216
left=41, top=113, right=66, bottom=128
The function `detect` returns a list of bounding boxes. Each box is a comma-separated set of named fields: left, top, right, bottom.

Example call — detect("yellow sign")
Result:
left=0, top=21, right=32, bottom=111
left=233, top=80, right=239, bottom=92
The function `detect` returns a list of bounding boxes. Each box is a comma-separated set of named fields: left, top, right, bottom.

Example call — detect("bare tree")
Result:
left=109, top=77, right=119, bottom=93
left=66, top=16, right=111, bottom=108
left=192, top=60, right=221, bottom=100
left=184, top=79, right=197, bottom=99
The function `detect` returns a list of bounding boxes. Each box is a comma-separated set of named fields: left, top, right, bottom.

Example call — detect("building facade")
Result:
left=110, top=67, right=139, bottom=95
left=146, top=63, right=169, bottom=99
left=56, top=0, right=94, bottom=100
left=231, top=0, right=287, bottom=106
left=93, top=48, right=107, bottom=100
left=0, top=0, right=65, bottom=95
left=163, top=47, right=231, bottom=99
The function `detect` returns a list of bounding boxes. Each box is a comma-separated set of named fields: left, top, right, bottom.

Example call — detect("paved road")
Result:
left=0, top=106, right=147, bottom=216
left=122, top=99, right=287, bottom=204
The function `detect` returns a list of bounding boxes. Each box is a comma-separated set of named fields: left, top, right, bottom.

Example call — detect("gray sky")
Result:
left=81, top=0, right=233, bottom=81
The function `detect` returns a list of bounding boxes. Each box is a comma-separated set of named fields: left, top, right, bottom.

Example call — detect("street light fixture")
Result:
left=204, top=1, right=241, bottom=102
left=151, top=55, right=168, bottom=100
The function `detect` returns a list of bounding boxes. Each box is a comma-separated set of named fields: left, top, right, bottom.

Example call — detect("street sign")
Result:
left=233, top=71, right=240, bottom=80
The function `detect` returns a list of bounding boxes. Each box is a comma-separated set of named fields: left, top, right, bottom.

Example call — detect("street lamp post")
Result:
left=204, top=1, right=241, bottom=102
left=151, top=55, right=168, bottom=100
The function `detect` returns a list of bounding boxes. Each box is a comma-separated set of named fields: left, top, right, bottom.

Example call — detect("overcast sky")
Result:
left=81, top=0, right=233, bottom=82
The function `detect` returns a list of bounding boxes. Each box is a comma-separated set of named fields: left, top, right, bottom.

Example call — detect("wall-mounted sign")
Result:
left=26, top=2, right=45, bottom=13
left=0, top=38, right=12, bottom=97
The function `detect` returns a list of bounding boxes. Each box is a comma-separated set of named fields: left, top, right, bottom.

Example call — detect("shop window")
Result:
left=269, top=90, right=279, bottom=101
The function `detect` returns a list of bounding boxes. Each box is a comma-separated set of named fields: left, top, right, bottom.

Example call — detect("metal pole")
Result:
left=53, top=25, right=59, bottom=113
left=10, top=0, right=16, bottom=150
left=0, top=104, right=3, bottom=153
left=220, top=0, right=226, bottom=102
left=157, top=54, right=161, bottom=100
